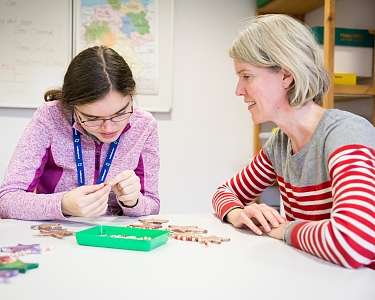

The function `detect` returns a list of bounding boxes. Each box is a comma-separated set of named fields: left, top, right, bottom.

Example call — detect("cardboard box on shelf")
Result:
left=312, top=27, right=374, bottom=77
left=334, top=73, right=357, bottom=85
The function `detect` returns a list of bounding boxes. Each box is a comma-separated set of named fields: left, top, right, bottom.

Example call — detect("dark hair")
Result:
left=44, top=46, right=135, bottom=116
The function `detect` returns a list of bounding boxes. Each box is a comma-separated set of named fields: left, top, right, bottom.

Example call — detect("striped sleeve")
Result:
left=288, top=144, right=375, bottom=269
left=212, top=149, right=276, bottom=220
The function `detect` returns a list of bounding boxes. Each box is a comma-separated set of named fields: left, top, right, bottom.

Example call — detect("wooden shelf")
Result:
left=257, top=0, right=324, bottom=16
left=334, top=84, right=375, bottom=97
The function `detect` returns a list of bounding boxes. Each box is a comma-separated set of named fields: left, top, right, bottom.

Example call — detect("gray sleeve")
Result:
left=323, top=114, right=375, bottom=164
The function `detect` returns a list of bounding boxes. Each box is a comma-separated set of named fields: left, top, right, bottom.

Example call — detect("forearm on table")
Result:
left=0, top=190, right=66, bottom=220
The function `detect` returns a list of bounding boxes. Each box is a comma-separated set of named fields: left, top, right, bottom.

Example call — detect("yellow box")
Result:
left=334, top=73, right=357, bottom=85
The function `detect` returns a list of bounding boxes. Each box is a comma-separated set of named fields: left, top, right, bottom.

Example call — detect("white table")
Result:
left=1, top=214, right=374, bottom=300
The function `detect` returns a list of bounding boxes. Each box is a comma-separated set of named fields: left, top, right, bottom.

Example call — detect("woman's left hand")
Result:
left=266, top=222, right=287, bottom=240
left=108, top=170, right=141, bottom=207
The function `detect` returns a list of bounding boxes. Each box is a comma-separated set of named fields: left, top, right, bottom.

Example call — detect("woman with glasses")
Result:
left=212, top=15, right=375, bottom=269
left=0, top=46, right=160, bottom=220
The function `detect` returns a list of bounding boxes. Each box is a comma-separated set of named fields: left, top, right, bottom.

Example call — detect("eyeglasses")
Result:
left=75, top=101, right=133, bottom=128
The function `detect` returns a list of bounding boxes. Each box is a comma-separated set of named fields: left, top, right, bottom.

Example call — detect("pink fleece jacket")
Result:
left=0, top=101, right=160, bottom=220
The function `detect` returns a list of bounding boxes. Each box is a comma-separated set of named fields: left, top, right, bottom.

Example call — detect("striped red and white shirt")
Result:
left=213, top=110, right=375, bottom=269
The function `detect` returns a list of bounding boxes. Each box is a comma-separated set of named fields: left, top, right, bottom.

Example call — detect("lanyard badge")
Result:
left=72, top=128, right=120, bottom=186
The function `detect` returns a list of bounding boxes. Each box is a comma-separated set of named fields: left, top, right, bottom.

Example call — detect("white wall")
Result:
left=0, top=109, right=34, bottom=178
left=0, top=0, right=255, bottom=213
left=156, top=0, right=255, bottom=213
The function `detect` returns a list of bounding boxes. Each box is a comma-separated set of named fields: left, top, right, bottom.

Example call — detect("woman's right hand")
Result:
left=226, top=203, right=286, bottom=235
left=61, top=183, right=111, bottom=217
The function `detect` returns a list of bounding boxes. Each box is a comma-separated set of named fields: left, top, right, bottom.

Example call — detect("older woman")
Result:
left=212, top=14, right=375, bottom=269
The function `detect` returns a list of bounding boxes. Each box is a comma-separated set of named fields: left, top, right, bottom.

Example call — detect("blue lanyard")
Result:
left=72, top=128, right=120, bottom=186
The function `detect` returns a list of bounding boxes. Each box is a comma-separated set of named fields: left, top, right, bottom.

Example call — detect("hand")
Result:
left=108, top=170, right=140, bottom=207
left=266, top=222, right=287, bottom=240
left=61, top=183, right=111, bottom=217
left=226, top=203, right=285, bottom=235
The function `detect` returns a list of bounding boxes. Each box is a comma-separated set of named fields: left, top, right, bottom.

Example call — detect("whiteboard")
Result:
left=0, top=0, right=72, bottom=108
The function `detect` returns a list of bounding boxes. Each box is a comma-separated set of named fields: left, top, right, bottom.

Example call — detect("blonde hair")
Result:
left=229, top=14, right=329, bottom=106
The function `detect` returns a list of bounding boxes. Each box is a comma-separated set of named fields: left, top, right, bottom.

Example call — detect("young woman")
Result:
left=212, top=14, right=375, bottom=269
left=0, top=46, right=160, bottom=220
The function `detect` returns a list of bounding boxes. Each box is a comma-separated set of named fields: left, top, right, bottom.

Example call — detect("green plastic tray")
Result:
left=75, top=225, right=169, bottom=251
